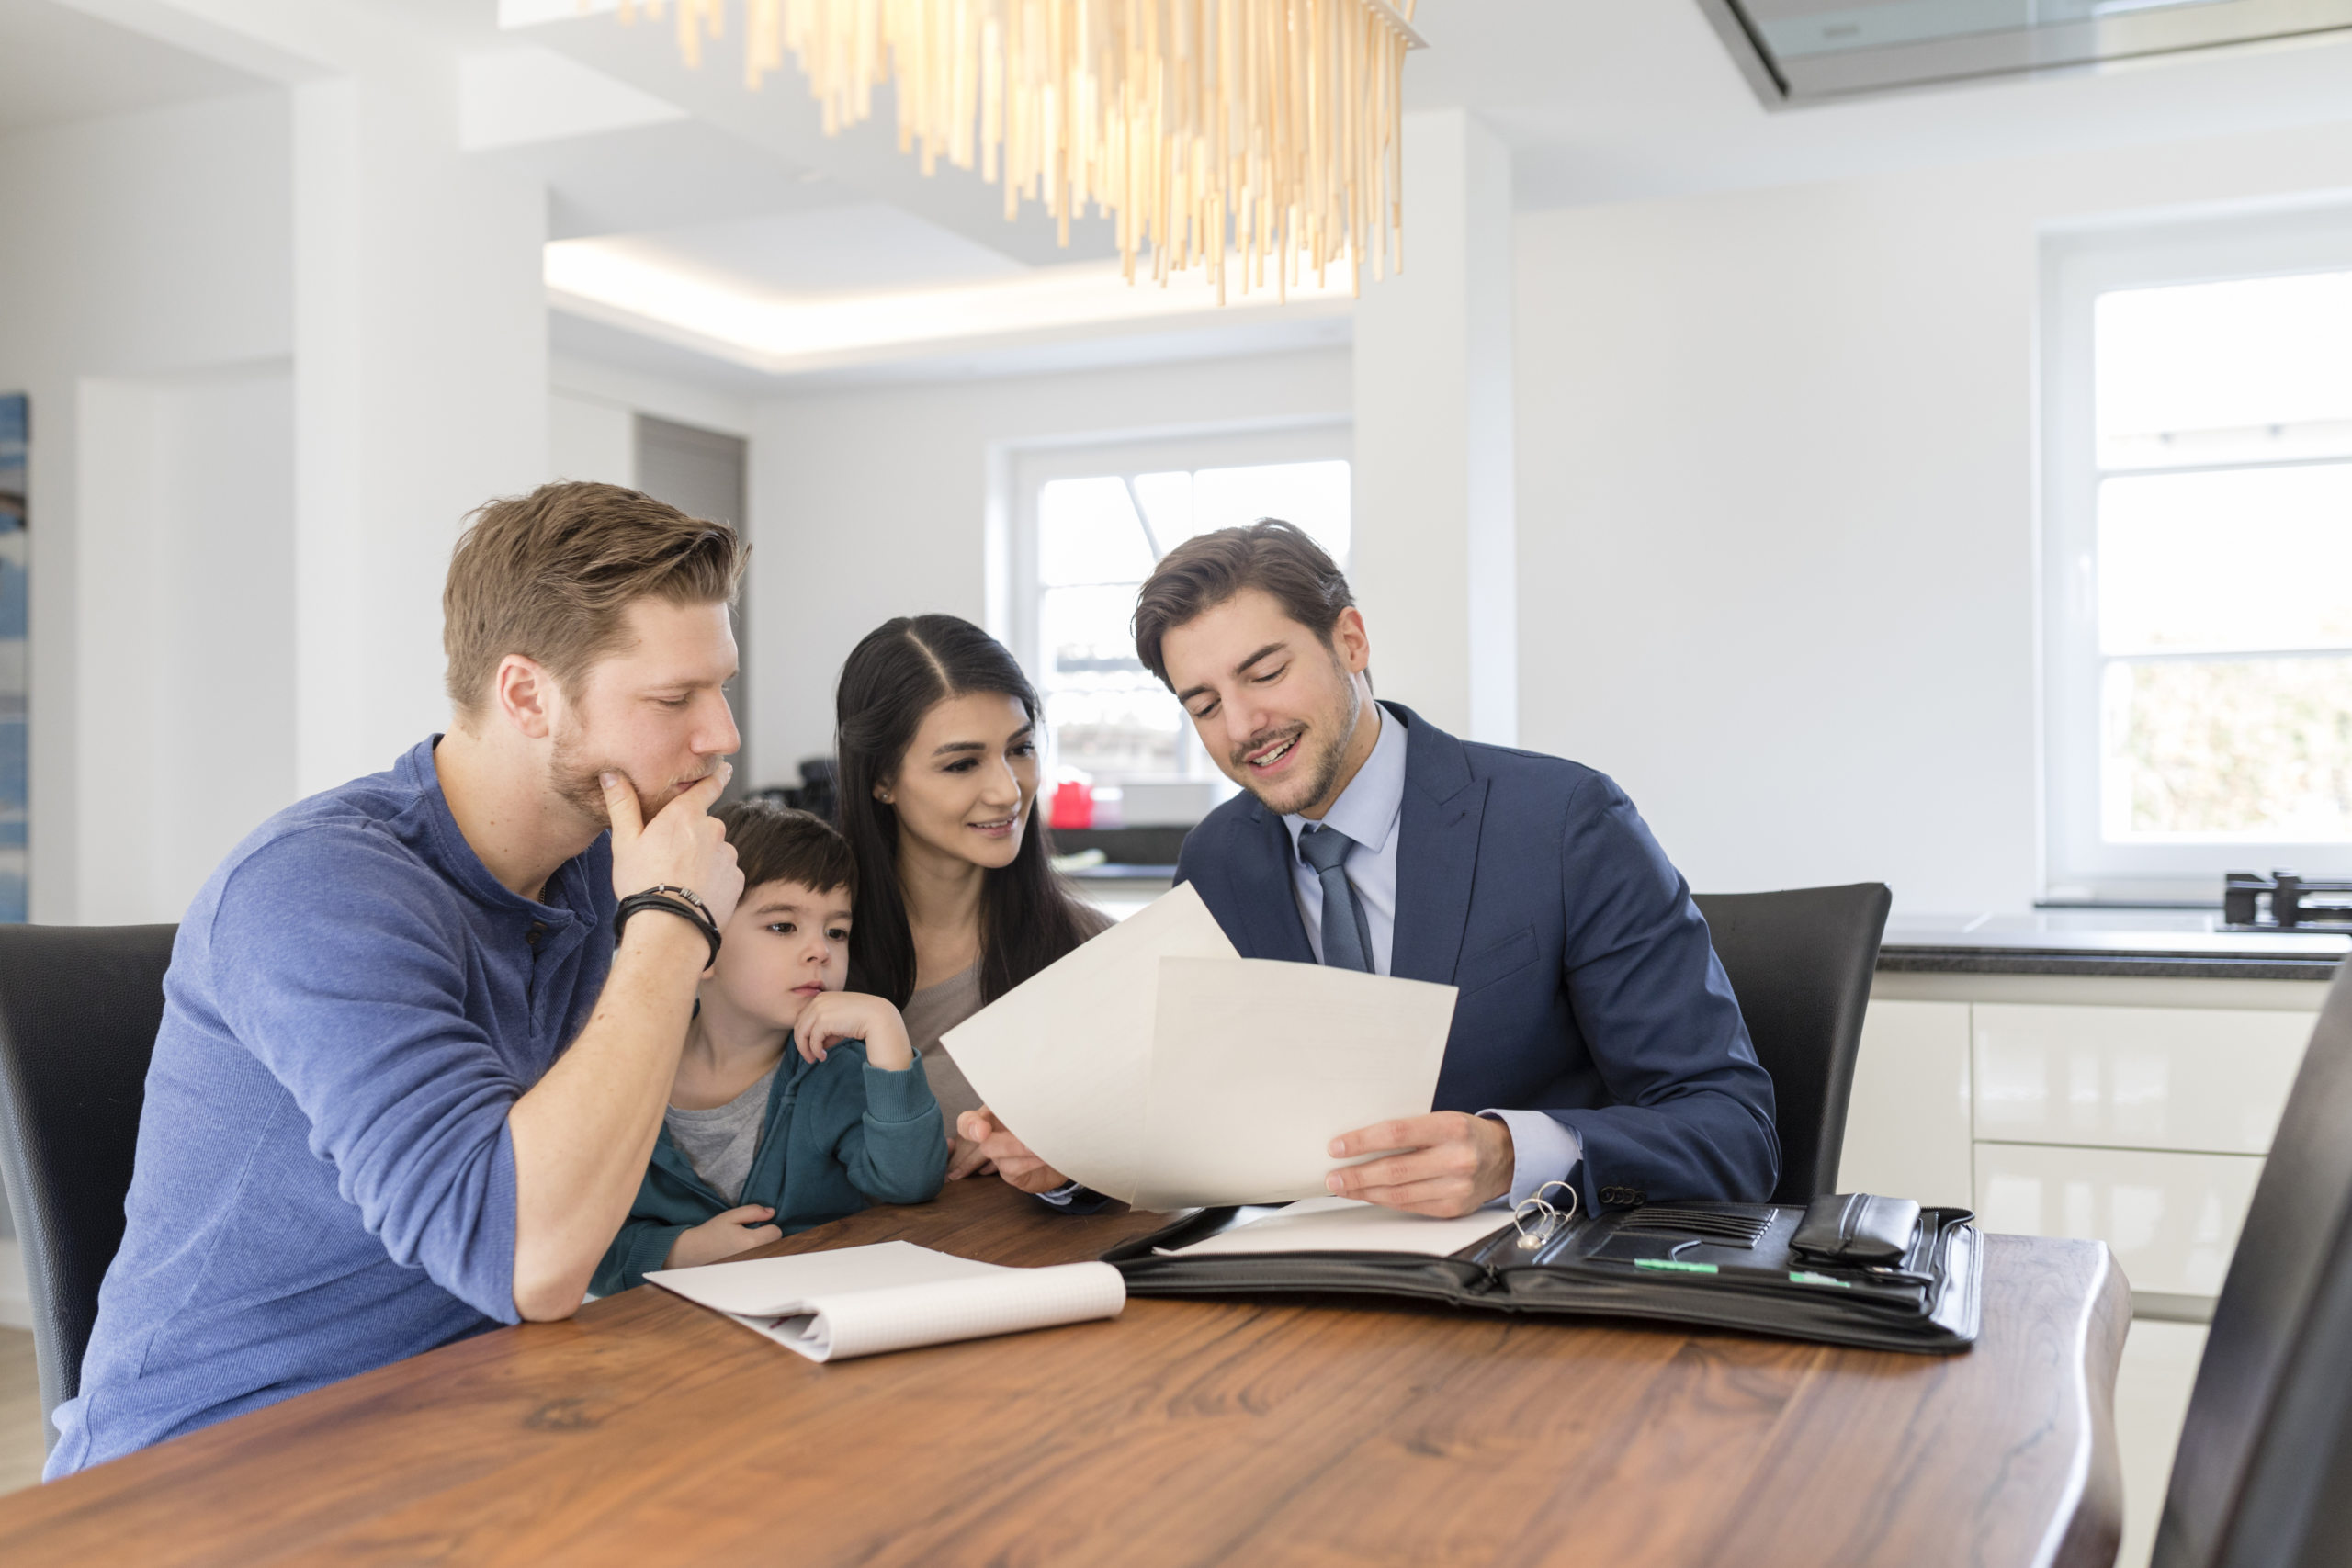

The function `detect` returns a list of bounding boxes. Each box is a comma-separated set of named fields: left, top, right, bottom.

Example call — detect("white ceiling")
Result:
left=1459, top=0, right=2352, bottom=208
left=26, top=0, right=2352, bottom=389
left=492, top=0, right=2352, bottom=386
left=0, top=0, right=263, bottom=134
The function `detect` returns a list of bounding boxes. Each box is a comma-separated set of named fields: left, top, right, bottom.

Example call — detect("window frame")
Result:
left=2041, top=202, right=2352, bottom=900
left=1000, top=421, right=1353, bottom=786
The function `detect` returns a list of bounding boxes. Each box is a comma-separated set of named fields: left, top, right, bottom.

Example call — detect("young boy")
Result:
left=593, top=802, right=947, bottom=1293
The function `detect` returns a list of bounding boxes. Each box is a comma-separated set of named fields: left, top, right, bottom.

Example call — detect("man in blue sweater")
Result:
left=47, top=481, right=751, bottom=1475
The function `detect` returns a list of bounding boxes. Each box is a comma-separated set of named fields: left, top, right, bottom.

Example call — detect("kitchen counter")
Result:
left=1880, top=910, right=2349, bottom=980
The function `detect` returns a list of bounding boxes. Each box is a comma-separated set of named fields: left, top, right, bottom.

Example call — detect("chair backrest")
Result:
left=2155, top=960, right=2352, bottom=1568
left=0, top=923, right=176, bottom=1444
left=1690, top=884, right=1891, bottom=1205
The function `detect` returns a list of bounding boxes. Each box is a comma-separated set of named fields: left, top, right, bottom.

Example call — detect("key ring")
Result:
left=1511, top=1179, right=1582, bottom=1252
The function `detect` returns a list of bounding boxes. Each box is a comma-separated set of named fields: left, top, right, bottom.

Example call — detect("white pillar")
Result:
left=1349, top=107, right=1518, bottom=745
left=292, top=76, right=549, bottom=795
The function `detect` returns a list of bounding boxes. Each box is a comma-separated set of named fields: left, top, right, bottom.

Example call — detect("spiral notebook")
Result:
left=647, top=1241, right=1127, bottom=1361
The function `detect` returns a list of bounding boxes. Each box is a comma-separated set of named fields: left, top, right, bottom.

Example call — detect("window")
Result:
left=2044, top=210, right=2352, bottom=898
left=1006, top=428, right=1351, bottom=792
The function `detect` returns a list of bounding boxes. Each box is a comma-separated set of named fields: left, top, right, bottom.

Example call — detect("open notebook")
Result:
left=1156, top=1195, right=1512, bottom=1258
left=646, top=1241, right=1126, bottom=1362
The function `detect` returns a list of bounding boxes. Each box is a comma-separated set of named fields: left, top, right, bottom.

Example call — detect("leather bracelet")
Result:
left=636, top=883, right=713, bottom=921
left=614, top=889, right=722, bottom=968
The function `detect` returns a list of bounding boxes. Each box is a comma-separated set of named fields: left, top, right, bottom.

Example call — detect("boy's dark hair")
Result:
left=715, top=800, right=854, bottom=897
left=1130, top=519, right=1356, bottom=686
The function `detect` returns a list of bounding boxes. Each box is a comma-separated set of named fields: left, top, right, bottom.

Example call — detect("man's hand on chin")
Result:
left=1324, top=1111, right=1515, bottom=1218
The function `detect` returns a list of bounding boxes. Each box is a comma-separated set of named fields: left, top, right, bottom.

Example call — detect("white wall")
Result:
left=77, top=365, right=294, bottom=924
left=550, top=391, right=636, bottom=487
left=748, top=348, right=1351, bottom=783
left=548, top=355, right=760, bottom=489
left=0, top=67, right=550, bottom=920
left=291, top=73, right=549, bottom=796
left=0, top=90, right=292, bottom=921
left=1514, top=118, right=2352, bottom=914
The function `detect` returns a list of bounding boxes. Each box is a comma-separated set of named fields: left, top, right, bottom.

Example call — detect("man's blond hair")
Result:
left=442, top=480, right=745, bottom=719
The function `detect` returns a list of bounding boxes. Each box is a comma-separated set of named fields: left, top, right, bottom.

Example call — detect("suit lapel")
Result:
left=1228, top=804, right=1316, bottom=964
left=1387, top=705, right=1488, bottom=987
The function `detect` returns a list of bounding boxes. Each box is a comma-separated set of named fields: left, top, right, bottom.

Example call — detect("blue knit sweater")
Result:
left=47, top=738, right=616, bottom=1476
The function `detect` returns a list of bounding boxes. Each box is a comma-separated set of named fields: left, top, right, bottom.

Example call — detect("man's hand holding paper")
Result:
left=1324, top=1112, right=1517, bottom=1217
left=939, top=885, right=1459, bottom=1212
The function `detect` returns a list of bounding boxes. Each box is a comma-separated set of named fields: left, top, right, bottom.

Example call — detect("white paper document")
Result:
left=941, top=884, right=1459, bottom=1210
left=646, top=1240, right=1125, bottom=1362
left=1158, top=1196, right=1513, bottom=1259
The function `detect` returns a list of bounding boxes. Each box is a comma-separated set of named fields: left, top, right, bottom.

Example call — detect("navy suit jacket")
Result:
left=1174, top=703, right=1779, bottom=1211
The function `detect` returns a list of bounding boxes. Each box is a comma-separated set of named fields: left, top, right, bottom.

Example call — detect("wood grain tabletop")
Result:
left=0, top=1178, right=2128, bottom=1567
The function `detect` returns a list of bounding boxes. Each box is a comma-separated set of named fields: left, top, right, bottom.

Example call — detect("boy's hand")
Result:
left=603, top=764, right=744, bottom=931
left=662, top=1204, right=780, bottom=1269
left=793, top=991, right=914, bottom=1072
left=957, top=1108, right=1069, bottom=1194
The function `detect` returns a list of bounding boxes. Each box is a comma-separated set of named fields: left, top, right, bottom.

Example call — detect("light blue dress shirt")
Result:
left=1280, top=705, right=1584, bottom=1210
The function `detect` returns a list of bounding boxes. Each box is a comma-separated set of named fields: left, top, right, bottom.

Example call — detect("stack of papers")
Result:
left=647, top=1241, right=1125, bottom=1361
left=941, top=884, right=1460, bottom=1210
left=1157, top=1196, right=1514, bottom=1258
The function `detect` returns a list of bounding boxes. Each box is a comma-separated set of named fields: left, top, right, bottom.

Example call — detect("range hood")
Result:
left=1696, top=0, right=2352, bottom=105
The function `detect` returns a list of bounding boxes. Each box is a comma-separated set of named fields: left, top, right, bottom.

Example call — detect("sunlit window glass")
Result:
left=2092, top=271, right=2352, bottom=841
left=1035, top=458, right=1351, bottom=782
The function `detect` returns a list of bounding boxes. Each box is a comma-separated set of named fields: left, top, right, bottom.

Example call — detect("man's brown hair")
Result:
left=1131, top=519, right=1356, bottom=686
left=716, top=800, right=855, bottom=898
left=443, top=480, right=746, bottom=716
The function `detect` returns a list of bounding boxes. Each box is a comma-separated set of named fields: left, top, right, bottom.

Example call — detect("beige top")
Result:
left=902, top=904, right=1114, bottom=1140
left=902, top=961, right=986, bottom=1132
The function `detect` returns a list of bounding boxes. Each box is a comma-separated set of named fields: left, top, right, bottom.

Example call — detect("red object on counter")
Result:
left=1049, top=779, right=1093, bottom=829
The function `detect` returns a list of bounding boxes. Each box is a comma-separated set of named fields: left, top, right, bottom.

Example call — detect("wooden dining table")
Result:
left=0, top=1178, right=2127, bottom=1566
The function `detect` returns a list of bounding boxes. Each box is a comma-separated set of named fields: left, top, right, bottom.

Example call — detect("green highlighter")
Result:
left=1632, top=1258, right=1856, bottom=1289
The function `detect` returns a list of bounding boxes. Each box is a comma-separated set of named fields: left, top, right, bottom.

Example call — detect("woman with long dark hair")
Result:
left=833, top=614, right=1107, bottom=1190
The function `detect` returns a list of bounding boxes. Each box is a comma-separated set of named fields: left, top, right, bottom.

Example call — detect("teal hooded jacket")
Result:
left=592, top=1039, right=949, bottom=1294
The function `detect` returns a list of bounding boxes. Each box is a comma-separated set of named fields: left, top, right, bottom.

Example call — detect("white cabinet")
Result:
left=1859, top=975, right=2320, bottom=1568
left=1973, top=1004, right=2310, bottom=1156
left=2117, top=1320, right=2209, bottom=1568
left=1973, top=1142, right=2264, bottom=1298
left=1837, top=999, right=1972, bottom=1208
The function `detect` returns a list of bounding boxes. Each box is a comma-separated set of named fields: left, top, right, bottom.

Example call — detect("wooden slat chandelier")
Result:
left=615, top=0, right=1424, bottom=300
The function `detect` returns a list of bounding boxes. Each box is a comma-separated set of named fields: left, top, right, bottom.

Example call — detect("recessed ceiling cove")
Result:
left=1696, top=0, right=2352, bottom=106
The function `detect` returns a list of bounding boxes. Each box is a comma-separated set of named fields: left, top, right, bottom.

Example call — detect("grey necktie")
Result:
left=1297, top=824, right=1374, bottom=974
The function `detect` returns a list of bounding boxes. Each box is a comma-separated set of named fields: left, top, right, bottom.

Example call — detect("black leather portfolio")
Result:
left=1102, top=1198, right=1982, bottom=1354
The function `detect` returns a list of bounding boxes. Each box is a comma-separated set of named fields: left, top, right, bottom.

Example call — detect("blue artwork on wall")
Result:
left=0, top=396, right=27, bottom=921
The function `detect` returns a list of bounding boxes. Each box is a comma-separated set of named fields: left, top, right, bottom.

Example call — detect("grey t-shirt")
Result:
left=664, top=1065, right=777, bottom=1204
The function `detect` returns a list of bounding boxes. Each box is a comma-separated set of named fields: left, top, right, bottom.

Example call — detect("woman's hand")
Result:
left=944, top=1132, right=997, bottom=1181
left=792, top=991, right=914, bottom=1071
left=662, top=1204, right=781, bottom=1269
left=957, top=1108, right=1069, bottom=1194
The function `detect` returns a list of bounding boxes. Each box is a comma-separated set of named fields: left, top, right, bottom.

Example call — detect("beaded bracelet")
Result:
left=614, top=888, right=722, bottom=968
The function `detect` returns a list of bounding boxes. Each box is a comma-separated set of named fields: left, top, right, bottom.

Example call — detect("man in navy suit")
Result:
left=971, top=520, right=1777, bottom=1217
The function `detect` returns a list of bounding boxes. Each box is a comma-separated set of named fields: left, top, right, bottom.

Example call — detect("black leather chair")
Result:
left=1691, top=884, right=1891, bottom=1205
left=0, top=923, right=176, bottom=1448
left=2154, top=960, right=2352, bottom=1568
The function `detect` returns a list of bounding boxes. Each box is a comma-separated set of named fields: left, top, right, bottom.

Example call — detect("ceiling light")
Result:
left=605, top=0, right=1422, bottom=302
left=544, top=236, right=1351, bottom=372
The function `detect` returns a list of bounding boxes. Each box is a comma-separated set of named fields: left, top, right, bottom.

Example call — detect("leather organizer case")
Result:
left=1101, top=1199, right=1982, bottom=1353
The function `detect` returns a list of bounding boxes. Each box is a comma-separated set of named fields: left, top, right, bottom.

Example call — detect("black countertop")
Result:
left=1877, top=913, right=2349, bottom=980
